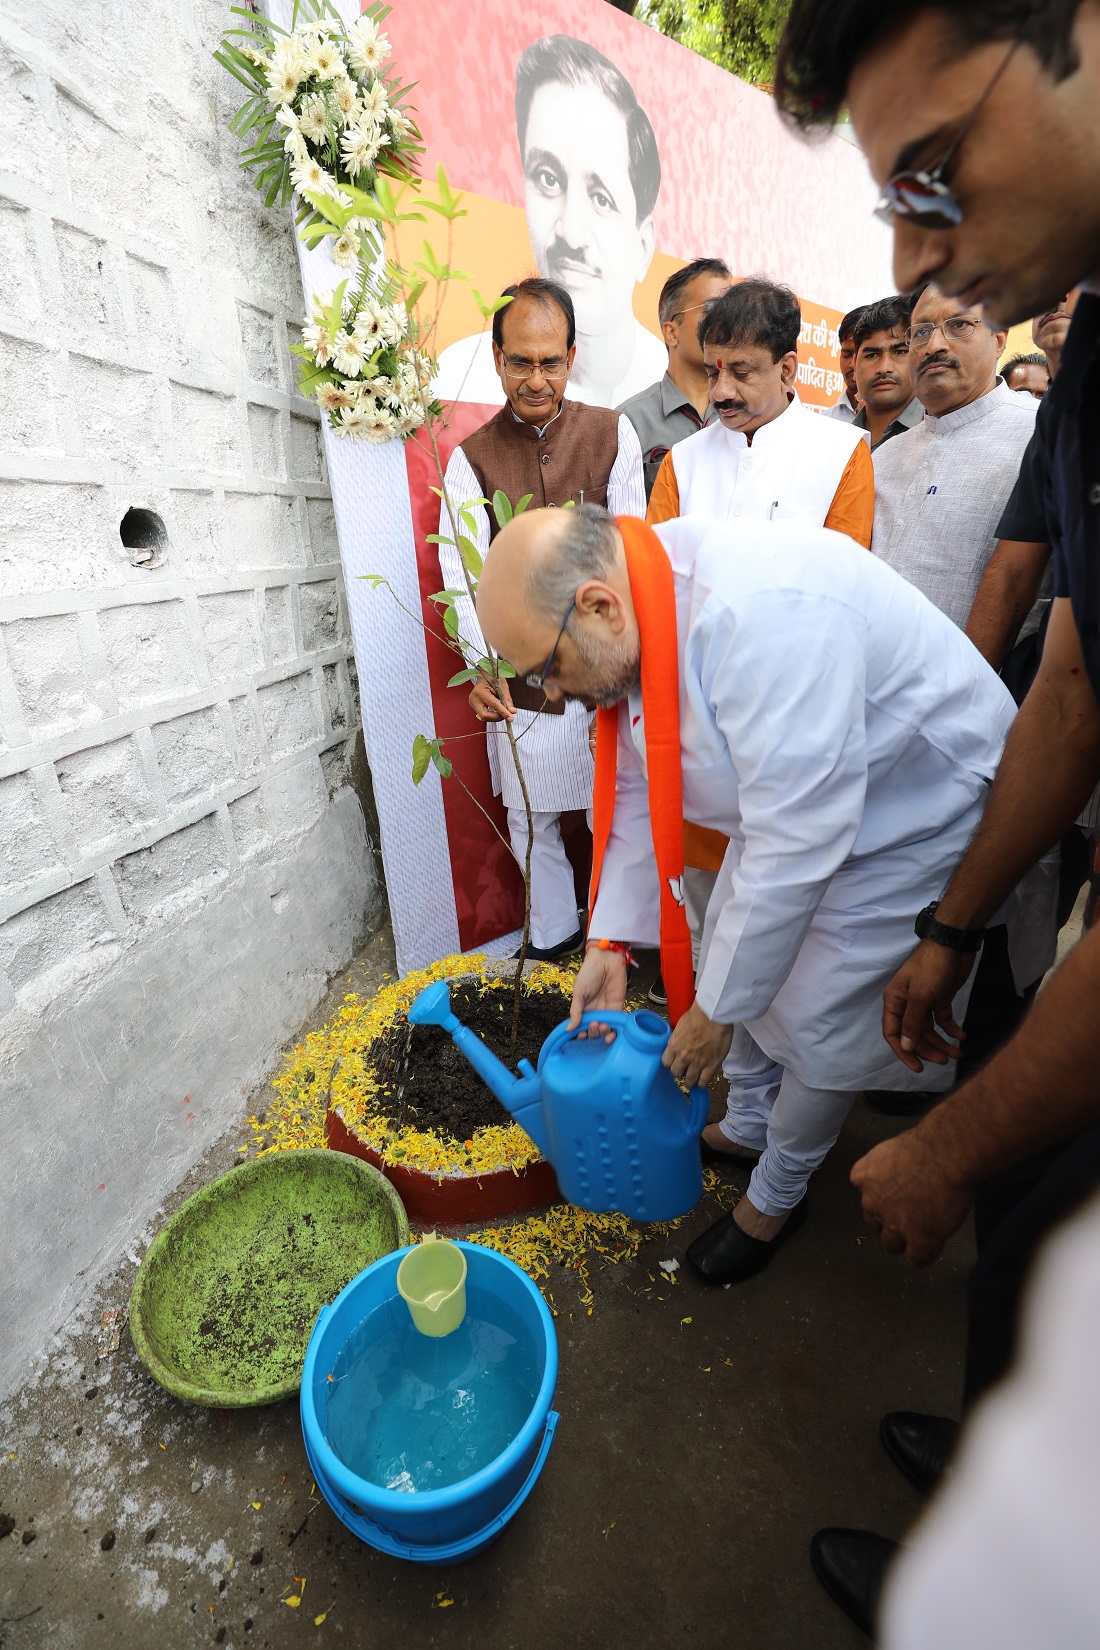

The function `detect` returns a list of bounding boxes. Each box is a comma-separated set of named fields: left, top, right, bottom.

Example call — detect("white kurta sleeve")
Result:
left=588, top=703, right=661, bottom=947
left=437, top=444, right=492, bottom=665
left=607, top=415, right=646, bottom=516
left=692, top=591, right=870, bottom=1025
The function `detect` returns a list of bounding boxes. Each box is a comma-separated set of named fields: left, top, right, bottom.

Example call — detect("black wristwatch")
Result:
left=914, top=901, right=986, bottom=952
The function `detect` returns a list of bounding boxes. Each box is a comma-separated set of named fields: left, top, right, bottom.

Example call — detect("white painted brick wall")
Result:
left=0, top=0, right=382, bottom=1396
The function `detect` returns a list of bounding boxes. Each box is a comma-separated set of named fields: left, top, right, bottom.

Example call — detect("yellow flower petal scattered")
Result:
left=237, top=951, right=732, bottom=1311
left=285, top=1597, right=301, bottom=1608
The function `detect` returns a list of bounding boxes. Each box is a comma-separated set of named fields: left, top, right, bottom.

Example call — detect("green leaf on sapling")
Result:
left=446, top=668, right=479, bottom=687
left=457, top=536, right=482, bottom=577
left=431, top=746, right=453, bottom=779
left=514, top=493, right=533, bottom=516
left=491, top=491, right=513, bottom=529
left=411, top=734, right=432, bottom=785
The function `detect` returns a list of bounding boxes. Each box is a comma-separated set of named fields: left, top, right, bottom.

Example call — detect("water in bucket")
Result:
left=325, top=1285, right=541, bottom=1493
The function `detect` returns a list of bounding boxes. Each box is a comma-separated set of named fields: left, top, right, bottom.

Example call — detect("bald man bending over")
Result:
left=475, top=505, right=1055, bottom=1286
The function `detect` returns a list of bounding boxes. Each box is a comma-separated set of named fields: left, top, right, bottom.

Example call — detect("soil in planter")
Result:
left=371, top=979, right=571, bottom=1141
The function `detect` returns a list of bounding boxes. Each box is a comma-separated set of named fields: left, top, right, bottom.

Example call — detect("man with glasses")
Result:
left=872, top=283, right=1037, bottom=630
left=773, top=2, right=1100, bottom=1639
left=618, top=258, right=731, bottom=501
left=438, top=277, right=644, bottom=960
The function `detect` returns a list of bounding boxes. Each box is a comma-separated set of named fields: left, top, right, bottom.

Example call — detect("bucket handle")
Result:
left=340, top=1411, right=560, bottom=1563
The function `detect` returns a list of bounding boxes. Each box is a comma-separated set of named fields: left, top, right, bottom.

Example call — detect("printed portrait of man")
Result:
left=435, top=34, right=666, bottom=409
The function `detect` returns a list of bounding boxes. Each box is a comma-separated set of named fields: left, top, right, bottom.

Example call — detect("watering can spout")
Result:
left=407, top=981, right=551, bottom=1158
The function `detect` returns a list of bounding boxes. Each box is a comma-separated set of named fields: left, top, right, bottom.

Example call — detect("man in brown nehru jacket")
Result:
left=438, top=276, right=645, bottom=957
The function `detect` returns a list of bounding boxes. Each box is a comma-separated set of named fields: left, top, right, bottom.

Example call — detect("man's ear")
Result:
left=662, top=314, right=680, bottom=352
left=492, top=339, right=507, bottom=386
left=575, top=578, right=627, bottom=636
left=992, top=329, right=1009, bottom=359
left=778, top=350, right=800, bottom=388
left=635, top=214, right=656, bottom=282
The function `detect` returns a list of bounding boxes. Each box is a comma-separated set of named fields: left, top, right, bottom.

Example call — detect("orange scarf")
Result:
left=589, top=517, right=696, bottom=1025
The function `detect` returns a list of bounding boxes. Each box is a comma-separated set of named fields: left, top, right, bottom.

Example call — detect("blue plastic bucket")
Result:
left=300, top=1242, right=558, bottom=1562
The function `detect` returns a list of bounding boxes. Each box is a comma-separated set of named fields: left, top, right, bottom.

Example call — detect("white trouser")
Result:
left=718, top=1024, right=854, bottom=1215
left=683, top=867, right=715, bottom=968
left=506, top=807, right=579, bottom=950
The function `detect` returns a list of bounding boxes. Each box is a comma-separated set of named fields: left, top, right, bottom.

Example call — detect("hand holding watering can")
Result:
left=567, top=944, right=734, bottom=1090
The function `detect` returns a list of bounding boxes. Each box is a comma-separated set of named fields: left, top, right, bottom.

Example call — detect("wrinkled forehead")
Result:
left=911, top=288, right=980, bottom=326
left=702, top=338, right=778, bottom=370
left=522, top=80, right=635, bottom=177
left=859, top=326, right=908, bottom=350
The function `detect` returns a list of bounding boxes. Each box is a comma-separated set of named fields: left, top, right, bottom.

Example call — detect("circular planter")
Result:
left=323, top=962, right=564, bottom=1224
left=324, top=1102, right=561, bottom=1224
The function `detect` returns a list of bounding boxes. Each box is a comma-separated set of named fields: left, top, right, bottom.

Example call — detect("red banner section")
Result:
left=404, top=410, right=527, bottom=949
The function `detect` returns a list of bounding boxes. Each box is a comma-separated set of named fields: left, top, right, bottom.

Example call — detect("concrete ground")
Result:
left=0, top=925, right=977, bottom=1650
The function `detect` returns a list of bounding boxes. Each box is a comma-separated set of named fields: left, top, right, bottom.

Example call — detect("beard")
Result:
left=564, top=623, right=641, bottom=710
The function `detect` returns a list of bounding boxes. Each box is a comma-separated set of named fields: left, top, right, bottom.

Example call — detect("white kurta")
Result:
left=668, top=394, right=864, bottom=523
left=438, top=416, right=646, bottom=813
left=590, top=516, right=1057, bottom=1092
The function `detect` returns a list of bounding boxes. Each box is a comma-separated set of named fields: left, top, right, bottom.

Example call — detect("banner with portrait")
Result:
left=283, top=0, right=893, bottom=975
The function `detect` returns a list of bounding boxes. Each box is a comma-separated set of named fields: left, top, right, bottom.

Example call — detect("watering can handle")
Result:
left=553, top=1016, right=711, bottom=1133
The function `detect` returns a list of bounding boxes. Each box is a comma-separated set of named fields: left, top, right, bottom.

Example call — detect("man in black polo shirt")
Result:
left=772, top=0, right=1100, bottom=1636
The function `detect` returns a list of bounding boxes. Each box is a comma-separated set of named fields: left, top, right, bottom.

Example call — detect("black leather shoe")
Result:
left=863, top=1089, right=931, bottom=1116
left=699, top=1135, right=760, bottom=1168
left=810, top=1528, right=898, bottom=1637
left=512, top=928, right=583, bottom=962
left=685, top=1195, right=807, bottom=1285
left=880, top=1411, right=959, bottom=1495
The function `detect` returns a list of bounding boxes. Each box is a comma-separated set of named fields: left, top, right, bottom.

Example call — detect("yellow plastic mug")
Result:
left=396, top=1235, right=467, bottom=1337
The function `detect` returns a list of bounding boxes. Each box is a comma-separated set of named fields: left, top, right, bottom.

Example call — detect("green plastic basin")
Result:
left=130, top=1148, right=410, bottom=1407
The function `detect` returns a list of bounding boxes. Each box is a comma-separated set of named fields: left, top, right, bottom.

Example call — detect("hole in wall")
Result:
left=120, top=507, right=169, bottom=569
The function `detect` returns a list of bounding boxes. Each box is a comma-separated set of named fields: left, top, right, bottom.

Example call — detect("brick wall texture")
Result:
left=0, top=0, right=366, bottom=1004
left=0, top=0, right=381, bottom=1391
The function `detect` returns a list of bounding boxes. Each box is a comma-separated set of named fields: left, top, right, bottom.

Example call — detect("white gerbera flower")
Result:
left=393, top=405, right=425, bottom=436
left=302, top=321, right=333, bottom=366
left=274, top=104, right=299, bottom=131
left=388, top=108, right=414, bottom=143
left=332, top=330, right=369, bottom=376
left=291, top=157, right=335, bottom=197
left=340, top=123, right=380, bottom=176
left=267, top=66, right=301, bottom=104
left=347, top=16, right=391, bottom=75
left=297, top=93, right=330, bottom=144
left=359, top=79, right=388, bottom=119
left=364, top=408, right=397, bottom=443
left=316, top=380, right=353, bottom=412
left=331, top=76, right=361, bottom=119
left=308, top=37, right=344, bottom=80
left=329, top=229, right=361, bottom=268
left=269, top=34, right=309, bottom=82
left=379, top=302, right=407, bottom=347
left=283, top=128, right=309, bottom=163
left=337, top=406, right=371, bottom=438
left=352, top=301, right=386, bottom=346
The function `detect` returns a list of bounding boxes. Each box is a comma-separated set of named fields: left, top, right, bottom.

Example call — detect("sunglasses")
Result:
left=526, top=596, right=576, bottom=691
left=874, top=33, right=1025, bottom=230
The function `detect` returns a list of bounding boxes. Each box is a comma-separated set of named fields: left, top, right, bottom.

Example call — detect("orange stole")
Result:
left=589, top=517, right=696, bottom=1025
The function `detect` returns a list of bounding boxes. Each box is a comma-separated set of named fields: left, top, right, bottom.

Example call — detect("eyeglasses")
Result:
left=671, top=296, right=725, bottom=323
left=873, top=33, right=1025, bottom=230
left=908, top=315, right=982, bottom=347
left=502, top=356, right=571, bottom=382
left=526, top=595, right=576, bottom=691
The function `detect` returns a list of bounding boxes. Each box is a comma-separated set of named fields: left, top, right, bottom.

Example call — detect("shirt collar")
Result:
left=921, top=376, right=1023, bottom=432
left=853, top=396, right=924, bottom=435
left=509, top=400, right=565, bottom=441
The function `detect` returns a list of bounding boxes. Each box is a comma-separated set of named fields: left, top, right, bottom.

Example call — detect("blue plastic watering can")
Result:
left=406, top=981, right=709, bottom=1223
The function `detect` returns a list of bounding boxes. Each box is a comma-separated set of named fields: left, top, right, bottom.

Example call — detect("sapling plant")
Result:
left=216, top=1, right=544, bottom=1057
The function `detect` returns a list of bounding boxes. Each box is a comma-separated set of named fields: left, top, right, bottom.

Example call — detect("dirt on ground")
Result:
left=371, top=978, right=573, bottom=1138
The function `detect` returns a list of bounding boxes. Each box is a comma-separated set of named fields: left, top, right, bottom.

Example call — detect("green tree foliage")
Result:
left=633, top=0, right=791, bottom=86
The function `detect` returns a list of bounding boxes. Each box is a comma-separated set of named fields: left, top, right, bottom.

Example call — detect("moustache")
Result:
left=714, top=399, right=749, bottom=414
left=917, top=353, right=960, bottom=374
left=545, top=236, right=598, bottom=278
